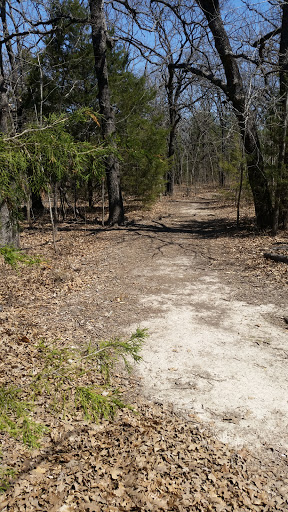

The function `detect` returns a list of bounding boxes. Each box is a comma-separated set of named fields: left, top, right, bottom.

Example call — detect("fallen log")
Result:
left=263, top=252, right=288, bottom=264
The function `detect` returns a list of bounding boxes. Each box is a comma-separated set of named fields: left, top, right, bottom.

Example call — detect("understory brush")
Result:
left=0, top=328, right=147, bottom=491
left=0, top=246, right=44, bottom=269
left=0, top=386, right=46, bottom=448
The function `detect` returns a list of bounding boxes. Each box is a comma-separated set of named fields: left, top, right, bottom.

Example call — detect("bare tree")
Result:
left=109, top=0, right=205, bottom=195
left=150, top=4, right=193, bottom=195
left=161, top=0, right=273, bottom=228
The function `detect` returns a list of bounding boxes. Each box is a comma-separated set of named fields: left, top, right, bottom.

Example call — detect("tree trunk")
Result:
left=0, top=76, right=8, bottom=134
left=273, top=1, right=288, bottom=233
left=165, top=68, right=176, bottom=195
left=216, top=94, right=226, bottom=187
left=237, top=117, right=273, bottom=229
left=89, top=0, right=124, bottom=225
left=165, top=65, right=183, bottom=195
left=53, top=182, right=59, bottom=223
left=88, top=177, right=93, bottom=208
left=166, top=123, right=176, bottom=195
left=196, top=0, right=273, bottom=229
left=31, top=191, right=44, bottom=214
left=0, top=2, right=19, bottom=246
left=0, top=201, right=19, bottom=247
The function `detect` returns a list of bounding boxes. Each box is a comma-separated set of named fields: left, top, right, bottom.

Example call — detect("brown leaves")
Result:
left=0, top=196, right=288, bottom=511
left=2, top=402, right=287, bottom=511
left=87, top=111, right=100, bottom=127
left=18, top=335, right=31, bottom=343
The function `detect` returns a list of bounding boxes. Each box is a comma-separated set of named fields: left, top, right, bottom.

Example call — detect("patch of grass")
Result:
left=0, top=467, right=16, bottom=493
left=0, top=246, right=44, bottom=268
left=0, top=386, right=45, bottom=448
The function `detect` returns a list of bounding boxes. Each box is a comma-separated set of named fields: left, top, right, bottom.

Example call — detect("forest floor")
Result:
left=0, top=188, right=288, bottom=511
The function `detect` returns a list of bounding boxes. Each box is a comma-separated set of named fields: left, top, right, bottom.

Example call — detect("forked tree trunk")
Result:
left=89, top=0, right=124, bottom=225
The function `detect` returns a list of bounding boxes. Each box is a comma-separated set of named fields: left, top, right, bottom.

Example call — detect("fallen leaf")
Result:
left=18, top=335, right=31, bottom=343
left=110, top=467, right=122, bottom=480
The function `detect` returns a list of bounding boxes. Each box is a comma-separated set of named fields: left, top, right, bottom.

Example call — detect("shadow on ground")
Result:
left=86, top=216, right=260, bottom=241
left=25, top=199, right=262, bottom=242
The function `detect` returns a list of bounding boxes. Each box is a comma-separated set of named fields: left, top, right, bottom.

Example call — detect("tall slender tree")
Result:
left=0, top=0, right=19, bottom=246
left=272, top=0, right=288, bottom=232
left=89, top=0, right=124, bottom=225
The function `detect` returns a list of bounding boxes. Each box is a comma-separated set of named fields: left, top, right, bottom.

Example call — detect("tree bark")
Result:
left=273, top=1, right=288, bottom=233
left=89, top=0, right=124, bottom=225
left=0, top=201, right=19, bottom=247
left=166, top=121, right=176, bottom=195
left=88, top=177, right=93, bottom=208
left=215, top=93, right=226, bottom=187
left=0, top=1, right=19, bottom=247
left=166, top=84, right=181, bottom=195
left=165, top=66, right=178, bottom=195
left=196, top=0, right=273, bottom=229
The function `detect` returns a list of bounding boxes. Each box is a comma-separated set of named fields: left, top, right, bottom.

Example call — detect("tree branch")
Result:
left=170, top=63, right=228, bottom=95
left=252, top=28, right=281, bottom=49
left=3, top=118, right=69, bottom=141
left=0, top=15, right=88, bottom=45
left=111, top=0, right=137, bottom=20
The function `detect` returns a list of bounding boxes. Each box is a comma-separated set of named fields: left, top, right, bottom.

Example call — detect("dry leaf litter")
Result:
left=0, top=190, right=287, bottom=511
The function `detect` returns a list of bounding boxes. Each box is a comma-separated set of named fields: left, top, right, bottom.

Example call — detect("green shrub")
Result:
left=0, top=246, right=43, bottom=268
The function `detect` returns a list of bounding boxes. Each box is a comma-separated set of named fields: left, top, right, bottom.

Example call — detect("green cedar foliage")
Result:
left=24, top=112, right=104, bottom=193
left=0, top=246, right=43, bottom=268
left=23, top=0, right=95, bottom=121
left=0, top=137, right=28, bottom=211
left=12, top=0, right=168, bottom=207
left=121, top=111, right=168, bottom=204
left=111, top=70, right=168, bottom=203
left=0, top=110, right=106, bottom=209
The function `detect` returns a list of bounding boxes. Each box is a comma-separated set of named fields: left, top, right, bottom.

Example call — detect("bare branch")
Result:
left=170, top=63, right=228, bottom=95
left=252, top=28, right=281, bottom=49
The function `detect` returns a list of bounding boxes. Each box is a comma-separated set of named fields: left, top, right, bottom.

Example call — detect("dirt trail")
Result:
left=128, top=200, right=288, bottom=456
left=26, top=193, right=288, bottom=456
left=2, top=192, right=288, bottom=510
